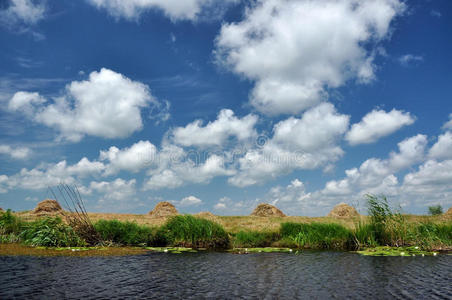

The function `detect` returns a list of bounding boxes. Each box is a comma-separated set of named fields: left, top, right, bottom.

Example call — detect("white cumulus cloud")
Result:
left=442, top=113, right=452, bottom=130
left=319, top=134, right=427, bottom=201
left=180, top=195, right=202, bottom=206
left=0, top=145, right=32, bottom=160
left=8, top=68, right=161, bottom=142
left=215, top=0, right=405, bottom=115
left=346, top=109, right=415, bottom=145
left=100, top=140, right=157, bottom=175
left=170, top=109, right=258, bottom=148
left=228, top=103, right=349, bottom=187
left=429, top=132, right=452, bottom=160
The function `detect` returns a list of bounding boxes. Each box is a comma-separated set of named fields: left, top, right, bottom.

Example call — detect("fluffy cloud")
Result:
left=0, top=0, right=45, bottom=25
left=319, top=134, right=427, bottom=201
left=180, top=195, right=202, bottom=206
left=0, top=145, right=32, bottom=159
left=428, top=132, right=452, bottom=160
left=265, top=179, right=313, bottom=215
left=170, top=109, right=258, bottom=148
left=0, top=158, right=104, bottom=192
left=399, top=159, right=452, bottom=211
left=100, top=140, right=157, bottom=175
left=87, top=0, right=237, bottom=21
left=144, top=152, right=234, bottom=190
left=88, top=178, right=137, bottom=202
left=216, top=0, right=405, bottom=115
left=346, top=109, right=415, bottom=145
left=442, top=114, right=452, bottom=130
left=8, top=91, right=45, bottom=116
left=212, top=196, right=258, bottom=215
left=8, top=68, right=159, bottom=142
left=228, top=103, right=349, bottom=187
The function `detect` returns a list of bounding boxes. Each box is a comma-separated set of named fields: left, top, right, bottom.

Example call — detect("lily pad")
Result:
left=144, top=247, right=198, bottom=253
left=229, top=247, right=294, bottom=254
left=356, top=246, right=436, bottom=256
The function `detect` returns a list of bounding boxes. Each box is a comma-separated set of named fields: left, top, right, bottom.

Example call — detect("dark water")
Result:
left=1, top=251, right=451, bottom=299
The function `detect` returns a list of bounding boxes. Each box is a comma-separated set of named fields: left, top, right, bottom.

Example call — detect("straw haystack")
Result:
left=251, top=203, right=286, bottom=217
left=149, top=201, right=178, bottom=217
left=33, top=199, right=63, bottom=215
left=328, top=203, right=359, bottom=218
left=446, top=207, right=452, bottom=216
left=195, top=211, right=220, bottom=223
left=0, top=207, right=4, bottom=212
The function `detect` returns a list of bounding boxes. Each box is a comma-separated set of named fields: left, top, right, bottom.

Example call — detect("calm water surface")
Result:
left=1, top=251, right=451, bottom=299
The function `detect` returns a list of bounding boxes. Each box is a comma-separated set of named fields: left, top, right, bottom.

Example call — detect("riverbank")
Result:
left=2, top=206, right=452, bottom=256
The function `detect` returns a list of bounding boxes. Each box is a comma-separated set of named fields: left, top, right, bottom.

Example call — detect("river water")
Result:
left=1, top=251, right=451, bottom=299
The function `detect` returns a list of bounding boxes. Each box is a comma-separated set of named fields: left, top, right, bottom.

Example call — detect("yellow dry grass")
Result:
left=13, top=211, right=452, bottom=233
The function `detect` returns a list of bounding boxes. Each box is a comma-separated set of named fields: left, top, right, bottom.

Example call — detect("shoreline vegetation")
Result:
left=1, top=194, right=451, bottom=257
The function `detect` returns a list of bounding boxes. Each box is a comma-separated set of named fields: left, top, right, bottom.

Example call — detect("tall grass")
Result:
left=232, top=230, right=280, bottom=248
left=0, top=209, right=24, bottom=244
left=51, top=184, right=100, bottom=245
left=157, top=215, right=229, bottom=249
left=0, top=209, right=24, bottom=235
left=365, top=194, right=408, bottom=247
left=94, top=220, right=154, bottom=246
left=20, top=217, right=85, bottom=247
left=281, top=222, right=353, bottom=250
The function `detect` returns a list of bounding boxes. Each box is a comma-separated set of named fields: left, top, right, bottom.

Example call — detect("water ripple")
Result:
left=0, top=251, right=451, bottom=299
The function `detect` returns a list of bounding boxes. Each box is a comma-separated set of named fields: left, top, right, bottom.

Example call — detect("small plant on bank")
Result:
left=428, top=205, right=443, bottom=216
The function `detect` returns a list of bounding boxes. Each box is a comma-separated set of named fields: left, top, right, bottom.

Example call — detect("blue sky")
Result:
left=0, top=0, right=451, bottom=216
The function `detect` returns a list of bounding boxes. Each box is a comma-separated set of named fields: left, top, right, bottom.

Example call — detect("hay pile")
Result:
left=149, top=201, right=178, bottom=217
left=0, top=207, right=3, bottom=212
left=446, top=207, right=452, bottom=216
left=195, top=211, right=220, bottom=223
left=250, top=203, right=286, bottom=217
left=33, top=199, right=63, bottom=215
left=328, top=203, right=359, bottom=218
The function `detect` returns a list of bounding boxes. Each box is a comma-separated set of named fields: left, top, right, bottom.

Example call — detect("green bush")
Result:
left=20, top=217, right=85, bottom=247
left=428, top=205, right=443, bottom=216
left=157, top=215, right=229, bottom=249
left=0, top=209, right=24, bottom=235
left=232, top=230, right=280, bottom=248
left=94, top=220, right=154, bottom=246
left=281, top=222, right=353, bottom=250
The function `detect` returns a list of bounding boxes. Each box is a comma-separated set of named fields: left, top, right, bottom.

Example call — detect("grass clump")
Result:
left=0, top=209, right=24, bottom=235
left=157, top=215, right=229, bottom=249
left=281, top=222, right=353, bottom=250
left=408, top=222, right=452, bottom=250
left=20, top=217, right=85, bottom=247
left=365, top=194, right=408, bottom=247
left=231, top=230, right=280, bottom=248
left=94, top=220, right=154, bottom=246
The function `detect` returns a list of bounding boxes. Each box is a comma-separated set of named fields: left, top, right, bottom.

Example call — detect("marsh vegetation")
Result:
left=1, top=194, right=451, bottom=255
